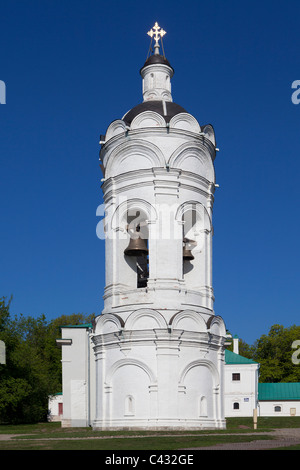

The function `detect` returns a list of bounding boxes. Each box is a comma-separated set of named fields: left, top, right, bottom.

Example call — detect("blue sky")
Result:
left=1, top=0, right=299, bottom=345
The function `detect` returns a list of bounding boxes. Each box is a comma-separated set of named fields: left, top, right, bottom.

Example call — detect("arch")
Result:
left=131, top=111, right=166, bottom=129
left=106, top=358, right=157, bottom=385
left=178, top=359, right=219, bottom=387
left=125, top=308, right=168, bottom=330
left=111, top=198, right=157, bottom=233
left=175, top=201, right=212, bottom=256
left=169, top=310, right=207, bottom=333
left=169, top=113, right=201, bottom=133
left=202, top=124, right=216, bottom=146
left=104, top=140, right=165, bottom=178
left=175, top=201, right=212, bottom=231
left=105, top=119, right=127, bottom=141
left=207, top=315, right=227, bottom=337
left=94, top=313, right=124, bottom=334
left=168, top=142, right=215, bottom=181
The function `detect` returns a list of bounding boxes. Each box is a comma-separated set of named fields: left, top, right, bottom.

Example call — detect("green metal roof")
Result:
left=258, top=383, right=300, bottom=401
left=225, top=349, right=258, bottom=365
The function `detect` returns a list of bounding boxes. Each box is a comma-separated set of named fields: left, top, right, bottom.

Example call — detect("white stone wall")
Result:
left=60, top=327, right=95, bottom=427
left=258, top=401, right=300, bottom=417
left=92, top=312, right=226, bottom=429
left=224, top=363, right=259, bottom=417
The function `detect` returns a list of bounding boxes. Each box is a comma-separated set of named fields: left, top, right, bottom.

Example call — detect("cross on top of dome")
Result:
left=147, top=22, right=166, bottom=55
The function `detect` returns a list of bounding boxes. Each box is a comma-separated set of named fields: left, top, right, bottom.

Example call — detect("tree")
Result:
left=0, top=296, right=95, bottom=423
left=225, top=324, right=300, bottom=383
left=252, top=324, right=300, bottom=383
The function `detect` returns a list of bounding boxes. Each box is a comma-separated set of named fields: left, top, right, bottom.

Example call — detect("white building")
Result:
left=52, top=24, right=300, bottom=429
left=224, top=336, right=259, bottom=417
left=258, top=383, right=300, bottom=417
left=54, top=24, right=228, bottom=430
left=91, top=23, right=227, bottom=430
left=52, top=329, right=300, bottom=424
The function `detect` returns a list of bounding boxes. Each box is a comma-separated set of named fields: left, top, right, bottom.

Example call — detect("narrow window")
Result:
left=125, top=395, right=135, bottom=416
left=199, top=396, right=207, bottom=417
left=233, top=402, right=239, bottom=410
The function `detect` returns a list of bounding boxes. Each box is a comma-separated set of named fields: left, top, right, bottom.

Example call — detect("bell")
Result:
left=183, top=237, right=195, bottom=261
left=124, top=236, right=148, bottom=257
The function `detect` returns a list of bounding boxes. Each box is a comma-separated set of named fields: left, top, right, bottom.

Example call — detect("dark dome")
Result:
left=123, top=100, right=187, bottom=125
left=140, top=54, right=173, bottom=72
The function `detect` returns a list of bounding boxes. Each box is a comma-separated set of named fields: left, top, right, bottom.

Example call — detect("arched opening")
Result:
left=125, top=395, right=135, bottom=416
left=182, top=207, right=198, bottom=276
left=124, top=209, right=149, bottom=288
left=199, top=396, right=208, bottom=417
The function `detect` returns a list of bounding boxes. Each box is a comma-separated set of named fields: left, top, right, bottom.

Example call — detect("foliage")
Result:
left=252, top=324, right=300, bottom=383
left=0, top=296, right=95, bottom=424
left=227, top=324, right=300, bottom=383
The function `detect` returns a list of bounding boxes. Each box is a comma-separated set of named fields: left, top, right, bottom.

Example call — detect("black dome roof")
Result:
left=123, top=100, right=187, bottom=125
left=140, top=54, right=173, bottom=72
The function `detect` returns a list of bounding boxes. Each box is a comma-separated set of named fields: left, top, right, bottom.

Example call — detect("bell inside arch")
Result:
left=124, top=224, right=148, bottom=257
left=183, top=237, right=196, bottom=261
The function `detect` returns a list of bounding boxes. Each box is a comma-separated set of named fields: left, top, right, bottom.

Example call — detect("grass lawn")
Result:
left=0, top=417, right=299, bottom=450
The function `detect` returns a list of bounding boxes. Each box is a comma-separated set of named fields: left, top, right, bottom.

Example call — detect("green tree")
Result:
left=252, top=324, right=300, bottom=383
left=0, top=296, right=95, bottom=423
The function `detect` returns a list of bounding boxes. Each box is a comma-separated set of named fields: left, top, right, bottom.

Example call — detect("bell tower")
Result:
left=92, top=23, right=227, bottom=430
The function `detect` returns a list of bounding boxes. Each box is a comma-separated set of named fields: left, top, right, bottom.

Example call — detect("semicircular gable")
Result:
left=169, top=113, right=201, bottom=133
left=94, top=313, right=124, bottom=334
left=168, top=142, right=214, bottom=181
left=105, top=140, right=165, bottom=178
left=202, top=124, right=216, bottom=146
left=125, top=308, right=167, bottom=330
left=169, top=310, right=207, bottom=333
left=131, top=111, right=166, bottom=129
left=105, top=120, right=127, bottom=141
left=207, top=315, right=226, bottom=337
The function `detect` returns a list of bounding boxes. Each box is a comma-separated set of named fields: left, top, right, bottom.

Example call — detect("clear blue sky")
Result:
left=1, top=0, right=299, bottom=345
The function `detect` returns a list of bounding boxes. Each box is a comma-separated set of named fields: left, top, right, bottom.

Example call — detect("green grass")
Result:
left=0, top=433, right=272, bottom=451
left=0, top=417, right=299, bottom=450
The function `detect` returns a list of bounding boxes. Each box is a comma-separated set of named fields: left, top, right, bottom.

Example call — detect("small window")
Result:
left=125, top=395, right=135, bottom=416
left=274, top=405, right=282, bottom=413
left=233, top=402, right=240, bottom=410
left=232, top=373, right=240, bottom=381
left=199, top=396, right=207, bottom=417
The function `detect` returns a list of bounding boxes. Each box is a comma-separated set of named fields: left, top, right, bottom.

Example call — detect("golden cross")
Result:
left=147, top=22, right=166, bottom=46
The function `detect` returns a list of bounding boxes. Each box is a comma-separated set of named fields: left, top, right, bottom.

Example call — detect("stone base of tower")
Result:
left=92, top=419, right=226, bottom=431
left=91, top=310, right=227, bottom=431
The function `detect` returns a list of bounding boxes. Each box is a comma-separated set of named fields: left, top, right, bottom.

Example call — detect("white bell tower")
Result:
left=92, top=23, right=227, bottom=430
